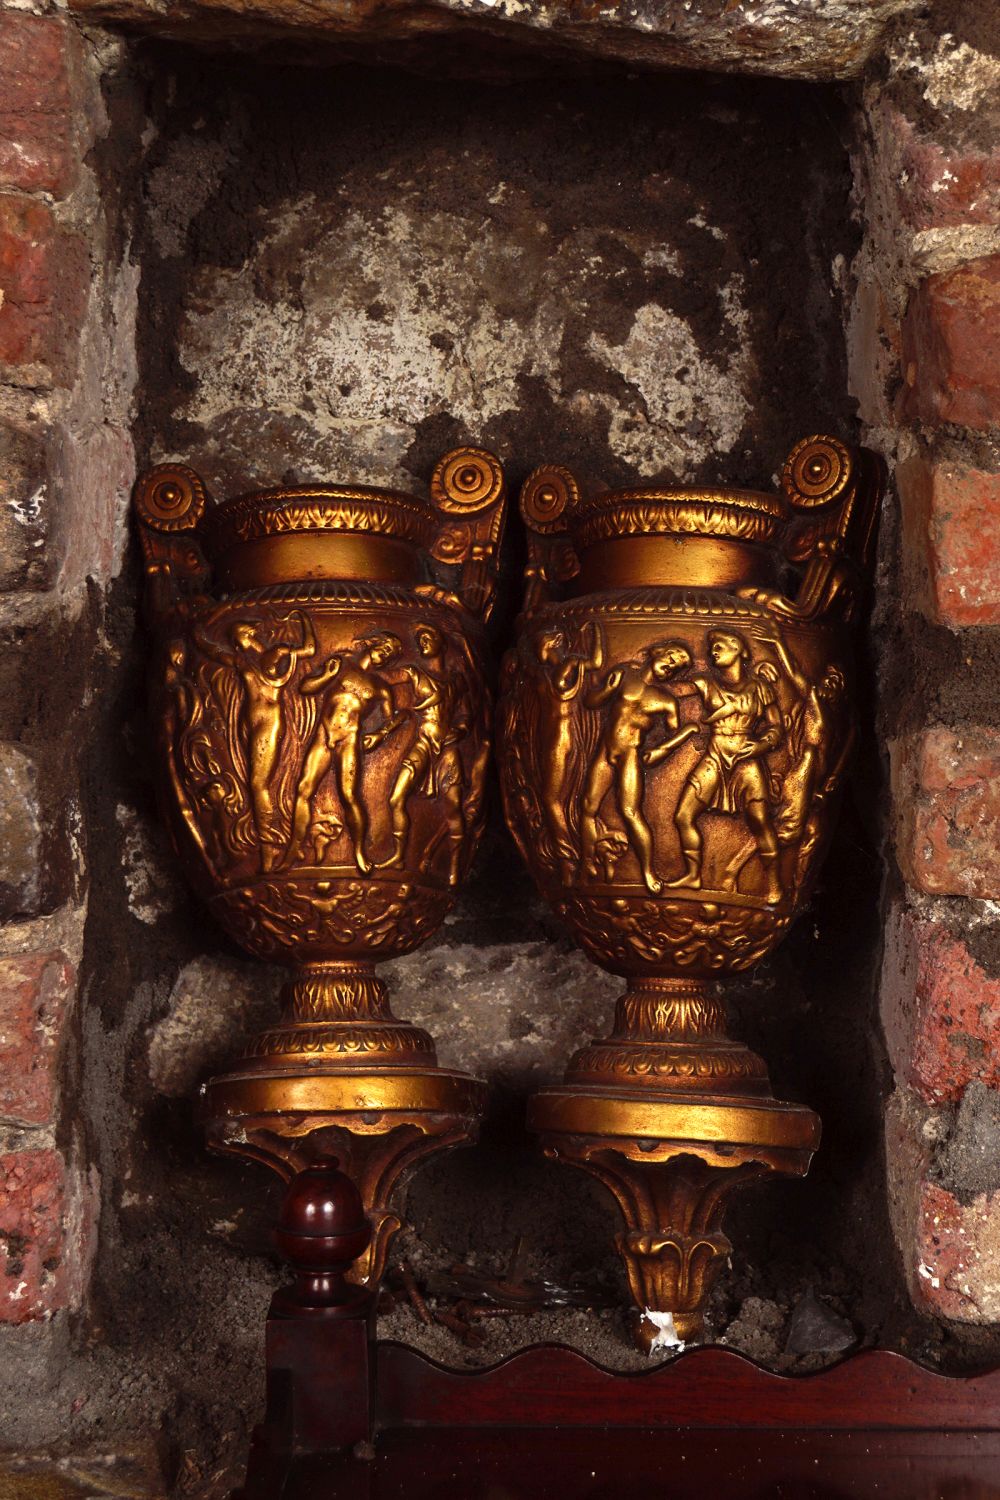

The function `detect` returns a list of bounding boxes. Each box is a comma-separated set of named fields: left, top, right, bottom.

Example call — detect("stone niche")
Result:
left=4, top=0, right=1000, bottom=1488
left=121, top=31, right=893, bottom=1376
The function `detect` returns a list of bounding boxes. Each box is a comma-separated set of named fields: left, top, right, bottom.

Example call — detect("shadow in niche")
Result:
left=115, top=35, right=922, bottom=1371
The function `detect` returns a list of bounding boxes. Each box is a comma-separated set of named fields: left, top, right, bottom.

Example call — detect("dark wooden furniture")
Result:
left=237, top=1162, right=1000, bottom=1500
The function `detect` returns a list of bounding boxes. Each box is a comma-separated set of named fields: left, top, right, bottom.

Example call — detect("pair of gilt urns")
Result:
left=133, top=434, right=881, bottom=1348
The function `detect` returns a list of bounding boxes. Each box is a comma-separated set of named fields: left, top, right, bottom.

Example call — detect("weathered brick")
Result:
left=0, top=195, right=88, bottom=388
left=0, top=744, right=42, bottom=920
left=893, top=727, right=1000, bottom=899
left=913, top=1181, right=1000, bottom=1324
left=898, top=455, right=1000, bottom=627
left=0, top=951, right=75, bottom=1126
left=887, top=1085, right=1000, bottom=1326
left=0, top=1148, right=67, bottom=1324
left=0, top=15, right=76, bottom=197
left=882, top=908, right=1000, bottom=1105
left=901, top=255, right=1000, bottom=430
left=0, top=419, right=52, bottom=593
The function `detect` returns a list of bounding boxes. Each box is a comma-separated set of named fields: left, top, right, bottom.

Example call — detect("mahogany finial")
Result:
left=272, top=1156, right=373, bottom=1316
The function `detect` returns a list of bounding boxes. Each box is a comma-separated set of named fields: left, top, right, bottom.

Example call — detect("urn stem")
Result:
left=611, top=978, right=727, bottom=1044
left=282, top=963, right=393, bottom=1025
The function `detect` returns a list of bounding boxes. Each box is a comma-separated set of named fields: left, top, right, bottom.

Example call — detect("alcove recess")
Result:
left=92, top=6, right=915, bottom=1381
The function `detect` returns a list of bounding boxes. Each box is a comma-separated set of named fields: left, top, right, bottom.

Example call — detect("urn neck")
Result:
left=573, top=535, right=778, bottom=593
left=216, top=532, right=422, bottom=591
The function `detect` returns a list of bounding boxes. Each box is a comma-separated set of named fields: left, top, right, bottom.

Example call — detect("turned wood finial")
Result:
left=272, top=1156, right=373, bottom=1316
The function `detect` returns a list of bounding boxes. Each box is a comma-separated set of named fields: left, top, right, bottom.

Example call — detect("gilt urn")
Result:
left=133, top=446, right=507, bottom=1282
left=498, top=435, right=882, bottom=1344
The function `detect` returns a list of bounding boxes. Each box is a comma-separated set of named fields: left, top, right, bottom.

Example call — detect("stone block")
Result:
left=0, top=744, right=42, bottom=920
left=893, top=726, right=1000, bottom=899
left=901, top=255, right=1000, bottom=430
left=898, top=455, right=1000, bottom=627
left=883, top=104, right=1000, bottom=232
left=62, top=0, right=919, bottom=83
left=0, top=418, right=52, bottom=593
left=0, top=950, right=76, bottom=1126
left=53, top=420, right=135, bottom=590
left=149, top=953, right=278, bottom=1098
left=881, top=907, right=1000, bottom=1105
left=0, top=14, right=77, bottom=197
left=0, top=195, right=88, bottom=388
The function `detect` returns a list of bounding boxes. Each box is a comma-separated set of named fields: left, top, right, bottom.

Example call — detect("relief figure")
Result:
left=284, top=632, right=405, bottom=875
left=534, top=622, right=604, bottom=881
left=669, top=630, right=784, bottom=904
left=381, top=623, right=469, bottom=886
left=194, top=610, right=317, bottom=869
left=581, top=642, right=697, bottom=894
left=161, top=639, right=213, bottom=872
left=762, top=639, right=850, bottom=880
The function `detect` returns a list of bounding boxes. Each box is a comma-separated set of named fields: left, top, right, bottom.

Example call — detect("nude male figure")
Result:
left=580, top=641, right=697, bottom=894
left=669, top=629, right=784, bottom=904
left=195, top=610, right=316, bottom=869
left=284, top=632, right=405, bottom=874
left=381, top=623, right=468, bottom=885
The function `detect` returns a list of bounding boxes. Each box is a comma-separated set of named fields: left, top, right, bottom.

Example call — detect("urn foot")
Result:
left=238, top=961, right=437, bottom=1074
left=529, top=1084, right=819, bottom=1349
left=565, top=977, right=773, bottom=1097
left=203, top=1067, right=485, bottom=1287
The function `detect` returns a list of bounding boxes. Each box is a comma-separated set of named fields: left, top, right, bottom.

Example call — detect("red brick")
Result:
left=0, top=951, right=75, bottom=1126
left=0, top=195, right=88, bottom=387
left=901, top=255, right=1000, bottom=430
left=887, top=106, right=1000, bottom=231
left=898, top=455, right=1000, bottom=627
left=894, top=726, right=1000, bottom=899
left=882, top=910, right=1000, bottom=1105
left=913, top=1181, right=1000, bottom=1324
left=0, top=1148, right=68, bottom=1324
left=0, top=16, right=77, bottom=197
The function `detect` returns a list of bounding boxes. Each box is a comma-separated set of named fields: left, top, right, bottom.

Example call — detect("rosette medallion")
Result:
left=133, top=449, right=506, bottom=1284
left=498, top=436, right=882, bottom=1345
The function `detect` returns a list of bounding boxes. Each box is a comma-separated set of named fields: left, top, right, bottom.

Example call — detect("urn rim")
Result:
left=201, top=482, right=438, bottom=556
left=570, top=484, right=787, bottom=551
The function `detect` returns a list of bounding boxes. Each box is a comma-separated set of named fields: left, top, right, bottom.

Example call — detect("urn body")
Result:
left=499, top=436, right=880, bottom=1064
left=133, top=448, right=506, bottom=1073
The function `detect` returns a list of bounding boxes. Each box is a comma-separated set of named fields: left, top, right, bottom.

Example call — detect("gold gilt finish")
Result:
left=133, top=447, right=507, bottom=1285
left=499, top=435, right=882, bottom=1347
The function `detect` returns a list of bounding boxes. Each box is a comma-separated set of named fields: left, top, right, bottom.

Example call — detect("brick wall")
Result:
left=0, top=0, right=997, bottom=1470
left=0, top=3, right=135, bottom=1355
left=851, top=6, right=1000, bottom=1331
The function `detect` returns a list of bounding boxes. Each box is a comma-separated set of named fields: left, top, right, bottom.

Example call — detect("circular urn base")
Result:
left=203, top=1064, right=485, bottom=1124
left=529, top=1082, right=820, bottom=1155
